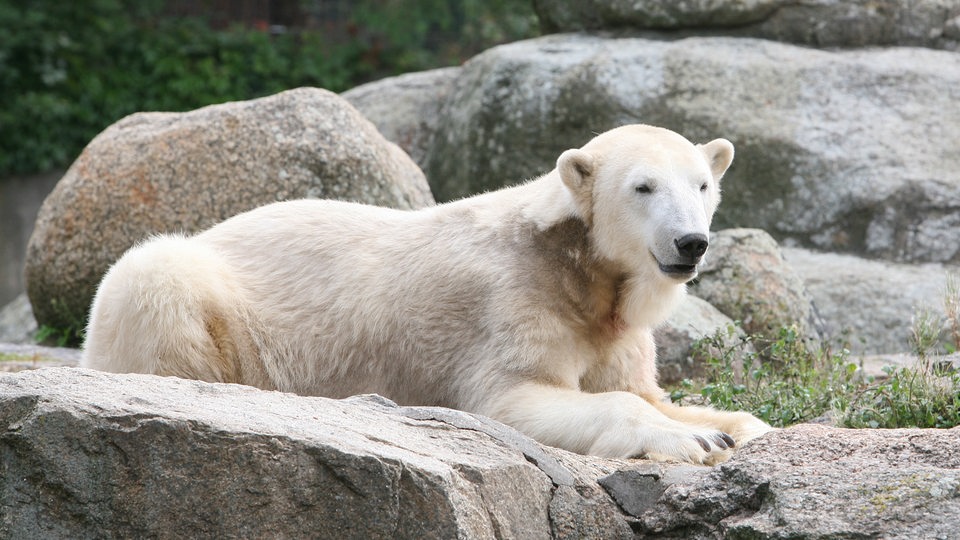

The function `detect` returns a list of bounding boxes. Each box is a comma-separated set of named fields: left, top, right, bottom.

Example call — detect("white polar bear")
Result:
left=82, top=124, right=772, bottom=465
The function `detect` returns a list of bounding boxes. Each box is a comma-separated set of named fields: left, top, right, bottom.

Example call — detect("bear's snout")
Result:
left=674, top=233, right=708, bottom=261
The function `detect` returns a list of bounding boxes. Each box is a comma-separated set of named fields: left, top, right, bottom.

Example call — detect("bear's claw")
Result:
left=719, top=432, right=736, bottom=448
left=695, top=432, right=735, bottom=452
left=694, top=435, right=711, bottom=452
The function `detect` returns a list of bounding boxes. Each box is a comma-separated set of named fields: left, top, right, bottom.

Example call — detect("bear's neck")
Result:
left=515, top=172, right=686, bottom=332
left=529, top=215, right=684, bottom=334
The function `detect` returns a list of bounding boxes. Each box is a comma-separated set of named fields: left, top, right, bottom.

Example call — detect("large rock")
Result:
left=691, top=229, right=824, bottom=341
left=622, top=423, right=960, bottom=538
left=783, top=247, right=960, bottom=355
left=533, top=0, right=960, bottom=50
left=4, top=368, right=960, bottom=539
left=342, top=67, right=461, bottom=171
left=25, top=88, right=434, bottom=331
left=0, top=368, right=631, bottom=539
left=0, top=169, right=63, bottom=307
left=424, top=34, right=960, bottom=265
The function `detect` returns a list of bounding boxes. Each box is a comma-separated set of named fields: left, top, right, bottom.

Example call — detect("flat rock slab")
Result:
left=630, top=424, right=960, bottom=539
left=2, top=368, right=959, bottom=539
left=0, top=368, right=629, bottom=539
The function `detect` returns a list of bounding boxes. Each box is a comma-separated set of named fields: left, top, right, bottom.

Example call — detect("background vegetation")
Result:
left=672, top=275, right=960, bottom=430
left=0, top=0, right=537, bottom=176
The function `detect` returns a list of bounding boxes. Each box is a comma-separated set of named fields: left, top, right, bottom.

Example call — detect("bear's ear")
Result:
left=699, top=138, right=735, bottom=181
left=557, top=149, right=596, bottom=218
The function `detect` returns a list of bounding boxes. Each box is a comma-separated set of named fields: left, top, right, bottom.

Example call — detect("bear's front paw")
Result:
left=641, top=427, right=736, bottom=465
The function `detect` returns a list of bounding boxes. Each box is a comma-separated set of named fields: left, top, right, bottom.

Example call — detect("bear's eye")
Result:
left=699, top=182, right=708, bottom=192
left=635, top=184, right=652, bottom=194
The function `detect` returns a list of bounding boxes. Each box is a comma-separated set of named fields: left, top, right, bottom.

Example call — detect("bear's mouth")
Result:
left=650, top=251, right=700, bottom=281
left=658, top=262, right=698, bottom=278
left=650, top=252, right=699, bottom=280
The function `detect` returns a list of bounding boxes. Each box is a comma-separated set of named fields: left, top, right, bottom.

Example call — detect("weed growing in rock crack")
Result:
left=910, top=307, right=943, bottom=358
left=670, top=321, right=960, bottom=429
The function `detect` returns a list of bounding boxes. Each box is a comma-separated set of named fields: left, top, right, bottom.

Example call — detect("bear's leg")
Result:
left=487, top=383, right=735, bottom=465
left=82, top=236, right=267, bottom=386
left=645, top=399, right=775, bottom=447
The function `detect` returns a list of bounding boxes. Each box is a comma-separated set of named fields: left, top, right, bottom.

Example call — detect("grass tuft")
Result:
left=671, top=321, right=960, bottom=430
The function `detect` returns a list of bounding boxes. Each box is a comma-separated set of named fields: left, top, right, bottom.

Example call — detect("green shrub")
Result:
left=0, top=0, right=537, bottom=176
left=672, top=322, right=960, bottom=429
left=842, top=362, right=960, bottom=429
left=671, top=324, right=861, bottom=427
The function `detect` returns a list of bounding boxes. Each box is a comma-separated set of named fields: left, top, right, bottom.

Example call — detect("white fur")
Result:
left=82, top=124, right=772, bottom=464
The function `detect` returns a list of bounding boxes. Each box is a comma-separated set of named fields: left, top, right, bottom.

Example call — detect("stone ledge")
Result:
left=2, top=368, right=958, bottom=539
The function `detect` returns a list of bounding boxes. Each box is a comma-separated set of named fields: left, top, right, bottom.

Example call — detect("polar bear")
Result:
left=82, top=124, right=772, bottom=464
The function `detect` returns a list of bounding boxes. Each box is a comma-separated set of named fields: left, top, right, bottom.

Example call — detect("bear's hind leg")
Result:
left=81, top=235, right=260, bottom=385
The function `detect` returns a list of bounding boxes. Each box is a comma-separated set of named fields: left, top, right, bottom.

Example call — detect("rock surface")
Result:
left=0, top=169, right=63, bottom=307
left=655, top=295, right=735, bottom=384
left=424, top=34, right=960, bottom=265
left=0, top=293, right=36, bottom=345
left=0, top=368, right=630, bottom=539
left=24, top=88, right=434, bottom=331
left=0, top=342, right=80, bottom=372
left=692, top=229, right=824, bottom=341
left=4, top=368, right=960, bottom=539
left=343, top=67, right=461, bottom=171
left=627, top=423, right=960, bottom=539
left=783, top=247, right=960, bottom=355
left=534, top=0, right=960, bottom=50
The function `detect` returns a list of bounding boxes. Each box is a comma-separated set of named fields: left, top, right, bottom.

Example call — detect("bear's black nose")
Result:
left=675, top=233, right=709, bottom=260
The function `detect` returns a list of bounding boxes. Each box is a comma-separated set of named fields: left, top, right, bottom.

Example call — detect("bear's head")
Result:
left=557, top=124, right=734, bottom=284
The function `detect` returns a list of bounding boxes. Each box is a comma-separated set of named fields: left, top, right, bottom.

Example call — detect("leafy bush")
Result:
left=0, top=0, right=537, bottom=176
left=843, top=362, right=960, bottom=429
left=671, top=324, right=861, bottom=427
left=672, top=321, right=960, bottom=429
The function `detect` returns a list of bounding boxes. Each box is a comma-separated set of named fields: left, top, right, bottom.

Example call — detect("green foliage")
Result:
left=946, top=272, right=960, bottom=352
left=35, top=324, right=84, bottom=349
left=0, top=0, right=537, bottom=175
left=672, top=324, right=861, bottom=427
left=672, top=322, right=960, bottom=429
left=843, top=297, right=960, bottom=429
left=34, top=297, right=86, bottom=348
left=910, top=307, right=944, bottom=358
left=842, top=361, right=960, bottom=429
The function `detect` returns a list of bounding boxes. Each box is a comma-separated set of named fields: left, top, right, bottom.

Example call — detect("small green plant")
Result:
left=840, top=305, right=960, bottom=429
left=910, top=307, right=943, bottom=358
left=673, top=321, right=960, bottom=430
left=34, top=297, right=86, bottom=348
left=671, top=323, right=862, bottom=427
left=945, top=272, right=960, bottom=353
left=35, top=324, right=85, bottom=348
left=841, top=364, right=960, bottom=429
